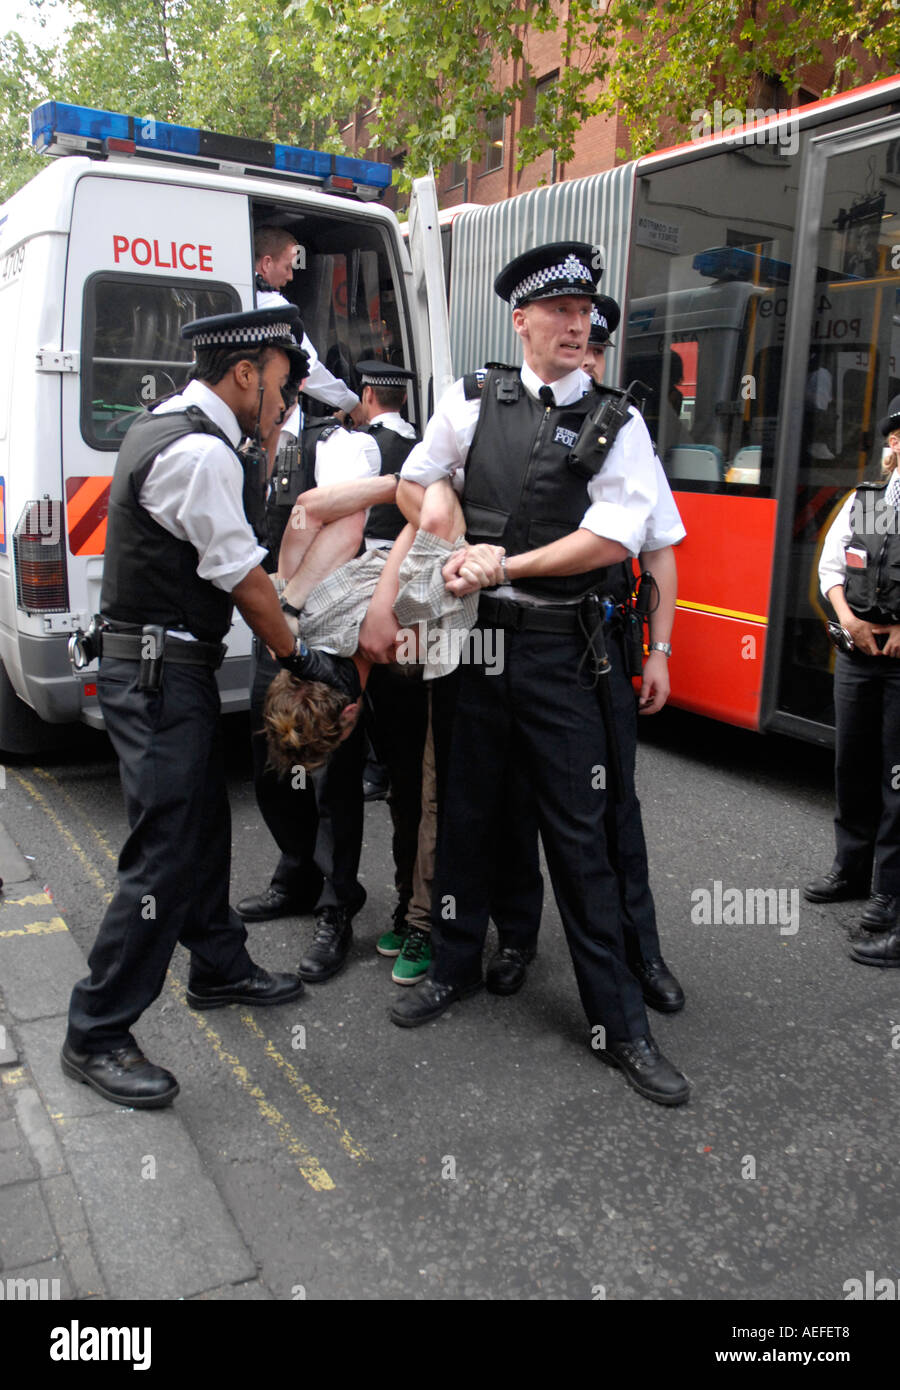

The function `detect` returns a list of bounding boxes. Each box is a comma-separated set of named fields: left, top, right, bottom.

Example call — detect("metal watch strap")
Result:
left=649, top=641, right=672, bottom=656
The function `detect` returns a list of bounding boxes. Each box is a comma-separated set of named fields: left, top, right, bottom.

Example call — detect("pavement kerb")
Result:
left=0, top=814, right=263, bottom=1302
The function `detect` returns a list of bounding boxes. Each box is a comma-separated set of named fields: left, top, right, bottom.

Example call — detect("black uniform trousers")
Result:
left=832, top=648, right=900, bottom=895
left=250, top=641, right=322, bottom=904
left=67, top=657, right=253, bottom=1054
left=250, top=640, right=364, bottom=911
left=430, top=626, right=649, bottom=1042
left=365, top=665, right=429, bottom=908
left=491, top=632, right=664, bottom=968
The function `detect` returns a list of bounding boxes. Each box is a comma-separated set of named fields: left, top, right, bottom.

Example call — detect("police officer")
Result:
left=391, top=243, right=690, bottom=1106
left=485, top=296, right=686, bottom=1010
left=805, top=396, right=900, bottom=957
left=352, top=362, right=430, bottom=971
left=62, top=307, right=319, bottom=1109
left=237, top=396, right=386, bottom=926
left=254, top=223, right=364, bottom=424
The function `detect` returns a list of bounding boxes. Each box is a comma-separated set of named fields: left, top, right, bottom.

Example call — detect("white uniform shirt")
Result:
left=313, top=422, right=381, bottom=485
left=257, top=286, right=360, bottom=414
left=401, top=364, right=686, bottom=578
left=818, top=491, right=857, bottom=599
left=141, top=380, right=266, bottom=600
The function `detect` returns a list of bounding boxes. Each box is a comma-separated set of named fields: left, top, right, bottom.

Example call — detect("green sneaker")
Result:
left=376, top=903, right=408, bottom=958
left=392, top=926, right=432, bottom=984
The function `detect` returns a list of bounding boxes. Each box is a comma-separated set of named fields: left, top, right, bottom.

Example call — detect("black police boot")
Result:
left=632, top=956, right=685, bottom=1013
left=186, top=962, right=304, bottom=1009
left=61, top=1040, right=179, bottom=1109
left=859, top=893, right=898, bottom=932
left=298, top=905, right=355, bottom=982
left=236, top=884, right=318, bottom=922
left=486, top=945, right=536, bottom=996
left=390, top=976, right=482, bottom=1027
left=802, top=871, right=867, bottom=904
left=597, top=1033, right=690, bottom=1106
left=849, top=925, right=900, bottom=967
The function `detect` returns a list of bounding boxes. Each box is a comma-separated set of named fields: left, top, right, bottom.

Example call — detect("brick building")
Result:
left=339, top=17, right=882, bottom=215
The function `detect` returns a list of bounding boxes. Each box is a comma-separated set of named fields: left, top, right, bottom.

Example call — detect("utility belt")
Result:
left=478, top=572, right=656, bottom=680
left=69, top=617, right=226, bottom=691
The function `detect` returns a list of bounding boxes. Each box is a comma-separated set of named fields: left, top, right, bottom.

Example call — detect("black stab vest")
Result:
left=843, top=481, right=900, bottom=623
left=462, top=368, right=631, bottom=601
left=100, top=407, right=240, bottom=641
left=363, top=420, right=420, bottom=543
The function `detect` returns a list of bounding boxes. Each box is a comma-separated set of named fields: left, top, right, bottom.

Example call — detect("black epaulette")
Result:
left=316, top=422, right=343, bottom=444
left=856, top=479, right=889, bottom=492
left=463, top=370, right=488, bottom=401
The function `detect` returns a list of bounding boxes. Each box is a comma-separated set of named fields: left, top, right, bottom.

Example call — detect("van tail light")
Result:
left=14, top=499, right=69, bottom=613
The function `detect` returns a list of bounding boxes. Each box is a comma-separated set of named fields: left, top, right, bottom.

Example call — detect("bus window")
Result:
left=776, top=137, right=900, bottom=728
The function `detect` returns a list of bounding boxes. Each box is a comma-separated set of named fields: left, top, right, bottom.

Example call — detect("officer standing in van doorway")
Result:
left=254, top=224, right=365, bottom=425
left=391, top=243, right=690, bottom=1106
left=805, top=396, right=900, bottom=957
left=62, top=307, right=328, bottom=1109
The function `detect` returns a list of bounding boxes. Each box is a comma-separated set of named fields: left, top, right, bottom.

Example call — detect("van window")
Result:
left=81, top=274, right=239, bottom=449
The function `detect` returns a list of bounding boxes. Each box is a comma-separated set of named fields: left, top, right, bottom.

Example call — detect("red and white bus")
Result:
left=440, top=75, right=900, bottom=745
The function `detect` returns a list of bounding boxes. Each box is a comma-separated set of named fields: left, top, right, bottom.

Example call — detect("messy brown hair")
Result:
left=263, top=670, right=354, bottom=775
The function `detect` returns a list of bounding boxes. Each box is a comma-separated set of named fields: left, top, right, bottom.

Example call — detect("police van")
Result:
left=0, top=101, right=450, bottom=751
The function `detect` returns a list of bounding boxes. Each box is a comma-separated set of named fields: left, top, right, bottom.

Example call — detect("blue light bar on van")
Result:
left=692, top=245, right=792, bottom=285
left=29, top=101, right=391, bottom=197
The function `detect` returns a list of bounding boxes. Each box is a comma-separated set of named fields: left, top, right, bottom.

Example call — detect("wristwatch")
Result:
left=649, top=641, right=672, bottom=656
left=500, top=556, right=511, bottom=586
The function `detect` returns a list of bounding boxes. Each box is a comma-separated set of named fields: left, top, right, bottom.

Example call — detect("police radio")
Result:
left=567, top=380, right=652, bottom=480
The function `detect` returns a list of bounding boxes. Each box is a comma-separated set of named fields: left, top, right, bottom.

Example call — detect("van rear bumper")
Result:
left=16, top=634, right=251, bottom=727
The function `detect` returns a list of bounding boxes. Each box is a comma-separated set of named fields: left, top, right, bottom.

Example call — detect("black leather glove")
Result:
left=279, top=637, right=361, bottom=701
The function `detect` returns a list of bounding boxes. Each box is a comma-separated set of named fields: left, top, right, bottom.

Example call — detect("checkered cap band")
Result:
left=192, top=320, right=297, bottom=349
left=361, top=372, right=409, bottom=388
left=591, top=306, right=608, bottom=332
left=886, top=468, right=900, bottom=509
left=511, top=253, right=595, bottom=309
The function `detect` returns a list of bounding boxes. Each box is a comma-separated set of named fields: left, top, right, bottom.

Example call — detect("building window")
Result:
left=447, top=157, right=468, bottom=189
left=533, top=73, right=559, bottom=183
left=483, top=114, right=505, bottom=173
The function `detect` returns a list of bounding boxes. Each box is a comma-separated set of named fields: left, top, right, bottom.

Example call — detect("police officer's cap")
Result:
left=182, top=305, right=307, bottom=372
left=355, top=359, right=417, bottom=390
left=588, top=295, right=621, bottom=347
left=878, top=393, right=900, bottom=437
left=494, top=241, right=601, bottom=310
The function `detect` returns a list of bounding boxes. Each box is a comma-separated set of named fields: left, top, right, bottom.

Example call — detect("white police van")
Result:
left=0, top=101, right=450, bottom=751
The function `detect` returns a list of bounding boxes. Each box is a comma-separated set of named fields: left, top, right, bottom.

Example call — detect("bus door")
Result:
left=763, top=113, right=900, bottom=742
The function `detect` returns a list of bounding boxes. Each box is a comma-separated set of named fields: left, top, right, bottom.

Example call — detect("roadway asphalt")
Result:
left=0, top=705, right=898, bottom=1308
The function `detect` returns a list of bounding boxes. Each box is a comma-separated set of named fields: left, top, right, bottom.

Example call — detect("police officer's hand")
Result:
left=638, top=650, right=670, bottom=714
left=358, top=600, right=401, bottom=664
left=846, top=615, right=883, bottom=656
left=879, top=624, right=900, bottom=658
left=443, top=544, right=505, bottom=596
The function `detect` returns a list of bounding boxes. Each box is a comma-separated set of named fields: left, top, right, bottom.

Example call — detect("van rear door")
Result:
left=61, top=173, right=248, bottom=715
left=406, top=175, right=453, bottom=410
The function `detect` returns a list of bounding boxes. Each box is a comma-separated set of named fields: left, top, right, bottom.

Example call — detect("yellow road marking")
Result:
left=13, top=772, right=113, bottom=903
left=240, top=1013, right=372, bottom=1166
left=0, top=1067, right=26, bottom=1087
left=0, top=916, right=68, bottom=938
left=21, top=765, right=367, bottom=1183
left=676, top=599, right=767, bottom=624
left=170, top=977, right=335, bottom=1191
left=1, top=891, right=54, bottom=907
